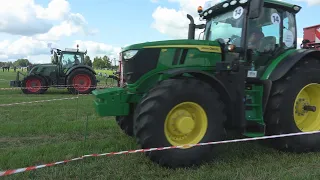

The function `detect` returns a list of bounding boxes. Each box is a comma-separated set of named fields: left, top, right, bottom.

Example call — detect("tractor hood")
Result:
left=28, top=63, right=57, bottom=75
left=121, top=39, right=222, bottom=52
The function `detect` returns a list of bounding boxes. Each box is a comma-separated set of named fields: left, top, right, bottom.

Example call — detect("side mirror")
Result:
left=248, top=0, right=264, bottom=19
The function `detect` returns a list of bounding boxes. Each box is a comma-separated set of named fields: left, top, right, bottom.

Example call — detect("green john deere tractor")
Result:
left=10, top=46, right=98, bottom=94
left=93, top=0, right=320, bottom=168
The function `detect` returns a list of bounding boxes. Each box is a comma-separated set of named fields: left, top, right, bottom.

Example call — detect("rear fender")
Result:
left=65, top=65, right=96, bottom=76
left=268, top=49, right=320, bottom=81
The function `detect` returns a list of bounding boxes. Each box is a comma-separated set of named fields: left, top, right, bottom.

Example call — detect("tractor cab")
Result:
left=196, top=0, right=301, bottom=74
left=51, top=45, right=87, bottom=76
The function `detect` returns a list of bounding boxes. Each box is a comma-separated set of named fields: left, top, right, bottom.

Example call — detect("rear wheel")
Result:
left=133, top=78, right=227, bottom=168
left=264, top=57, right=320, bottom=152
left=21, top=75, right=48, bottom=94
left=67, top=68, right=97, bottom=94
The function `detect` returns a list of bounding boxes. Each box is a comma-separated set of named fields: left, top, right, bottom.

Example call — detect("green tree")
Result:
left=84, top=55, right=92, bottom=67
left=102, top=55, right=112, bottom=69
left=14, top=59, right=31, bottom=67
left=7, top=61, right=13, bottom=67
left=93, top=56, right=104, bottom=69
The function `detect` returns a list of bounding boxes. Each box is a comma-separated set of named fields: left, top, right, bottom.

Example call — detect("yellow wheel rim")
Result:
left=294, top=83, right=320, bottom=132
left=164, top=102, right=208, bottom=149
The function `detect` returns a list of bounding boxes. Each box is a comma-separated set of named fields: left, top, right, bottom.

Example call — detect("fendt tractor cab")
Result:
left=10, top=45, right=97, bottom=94
left=93, top=0, right=320, bottom=168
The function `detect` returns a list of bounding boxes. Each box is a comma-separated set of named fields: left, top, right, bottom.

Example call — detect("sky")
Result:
left=0, top=0, right=319, bottom=64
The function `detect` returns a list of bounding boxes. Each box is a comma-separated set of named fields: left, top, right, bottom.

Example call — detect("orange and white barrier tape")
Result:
left=1, top=130, right=319, bottom=177
left=0, top=97, right=79, bottom=107
left=0, top=85, right=114, bottom=91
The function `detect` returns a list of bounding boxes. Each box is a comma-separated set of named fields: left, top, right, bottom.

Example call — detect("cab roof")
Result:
left=265, top=0, right=296, bottom=8
left=200, top=0, right=301, bottom=19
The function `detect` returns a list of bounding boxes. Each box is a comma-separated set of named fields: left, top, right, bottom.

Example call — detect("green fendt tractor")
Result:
left=10, top=46, right=97, bottom=94
left=93, top=0, right=320, bottom=168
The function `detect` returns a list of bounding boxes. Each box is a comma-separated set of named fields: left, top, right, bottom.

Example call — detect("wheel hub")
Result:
left=175, top=115, right=195, bottom=134
left=293, top=83, right=320, bottom=132
left=295, top=98, right=317, bottom=116
left=72, top=74, right=92, bottom=92
left=164, top=102, right=208, bottom=148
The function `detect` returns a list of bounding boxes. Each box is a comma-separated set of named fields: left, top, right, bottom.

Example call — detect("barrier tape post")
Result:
left=81, top=115, right=89, bottom=179
left=1, top=130, right=319, bottom=177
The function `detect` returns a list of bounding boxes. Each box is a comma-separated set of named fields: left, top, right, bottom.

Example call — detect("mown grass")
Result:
left=0, top=70, right=320, bottom=180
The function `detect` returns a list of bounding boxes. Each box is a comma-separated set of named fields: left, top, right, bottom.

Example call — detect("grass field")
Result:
left=1, top=70, right=320, bottom=180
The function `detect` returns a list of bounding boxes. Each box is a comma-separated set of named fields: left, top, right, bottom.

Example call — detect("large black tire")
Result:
left=133, top=78, right=227, bottom=168
left=66, top=68, right=97, bottom=94
left=21, top=75, right=48, bottom=94
left=116, top=115, right=134, bottom=137
left=264, top=57, right=320, bottom=152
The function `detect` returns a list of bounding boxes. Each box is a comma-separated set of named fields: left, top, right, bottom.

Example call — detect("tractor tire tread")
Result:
left=264, top=56, right=320, bottom=152
left=116, top=116, right=134, bottom=137
left=21, top=75, right=48, bottom=94
left=66, top=68, right=97, bottom=94
left=133, top=78, right=227, bottom=168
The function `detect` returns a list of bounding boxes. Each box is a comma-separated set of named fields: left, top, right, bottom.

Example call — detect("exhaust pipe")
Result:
left=187, top=14, right=195, bottom=40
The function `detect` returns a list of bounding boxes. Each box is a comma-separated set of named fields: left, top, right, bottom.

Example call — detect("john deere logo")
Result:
left=199, top=46, right=220, bottom=51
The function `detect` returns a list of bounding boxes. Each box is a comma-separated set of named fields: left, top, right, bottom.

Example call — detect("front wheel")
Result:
left=66, top=68, right=97, bottom=94
left=21, top=75, right=48, bottom=94
left=116, top=115, right=134, bottom=137
left=133, top=78, right=227, bottom=168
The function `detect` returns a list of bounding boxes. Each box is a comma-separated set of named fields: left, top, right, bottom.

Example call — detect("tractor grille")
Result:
left=122, top=48, right=161, bottom=84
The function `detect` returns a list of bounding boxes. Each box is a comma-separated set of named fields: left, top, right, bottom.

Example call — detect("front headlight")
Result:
left=123, top=50, right=139, bottom=59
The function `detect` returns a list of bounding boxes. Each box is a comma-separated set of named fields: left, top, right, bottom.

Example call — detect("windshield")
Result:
left=204, top=7, right=245, bottom=47
left=61, top=53, right=83, bottom=67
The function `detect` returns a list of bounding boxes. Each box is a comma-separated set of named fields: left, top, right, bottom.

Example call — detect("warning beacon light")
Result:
left=198, top=6, right=203, bottom=13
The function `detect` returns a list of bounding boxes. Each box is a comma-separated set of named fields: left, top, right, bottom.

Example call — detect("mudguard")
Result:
left=268, top=49, right=320, bottom=81
left=161, top=68, right=231, bottom=100
left=161, top=68, right=237, bottom=128
left=66, top=65, right=96, bottom=76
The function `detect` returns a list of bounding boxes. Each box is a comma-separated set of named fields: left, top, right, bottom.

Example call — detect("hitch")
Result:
left=9, top=71, right=26, bottom=87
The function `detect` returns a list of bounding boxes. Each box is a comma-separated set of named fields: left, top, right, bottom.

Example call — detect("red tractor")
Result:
left=301, top=24, right=320, bottom=50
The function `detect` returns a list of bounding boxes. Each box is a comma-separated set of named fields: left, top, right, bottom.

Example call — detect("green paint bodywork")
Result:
left=92, top=0, right=303, bottom=138
left=28, top=64, right=58, bottom=77
left=122, top=39, right=221, bottom=51
left=261, top=49, right=297, bottom=80
left=93, top=87, right=131, bottom=116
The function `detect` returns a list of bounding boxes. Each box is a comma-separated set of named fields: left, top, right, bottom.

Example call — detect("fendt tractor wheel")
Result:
left=133, top=78, right=227, bottom=168
left=21, top=75, right=48, bottom=94
left=67, top=68, right=97, bottom=94
left=265, top=57, right=320, bottom=152
left=116, top=115, right=134, bottom=137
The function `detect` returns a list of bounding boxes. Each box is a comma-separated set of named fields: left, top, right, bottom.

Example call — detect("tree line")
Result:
left=84, top=55, right=119, bottom=70
left=1, top=55, right=119, bottom=70
left=0, top=59, right=31, bottom=67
